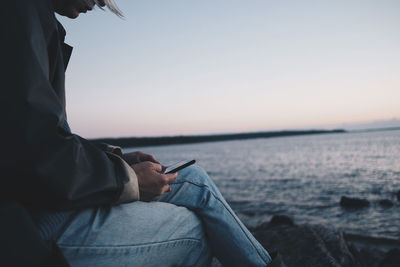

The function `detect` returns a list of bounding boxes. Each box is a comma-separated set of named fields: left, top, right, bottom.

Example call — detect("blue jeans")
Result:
left=32, top=165, right=272, bottom=266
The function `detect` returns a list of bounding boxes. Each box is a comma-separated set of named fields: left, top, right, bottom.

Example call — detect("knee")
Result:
left=164, top=205, right=207, bottom=243
left=177, top=165, right=213, bottom=186
left=179, top=207, right=204, bottom=235
left=168, top=207, right=212, bottom=265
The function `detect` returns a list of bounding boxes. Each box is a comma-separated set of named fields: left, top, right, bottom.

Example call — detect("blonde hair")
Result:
left=94, top=0, right=123, bottom=17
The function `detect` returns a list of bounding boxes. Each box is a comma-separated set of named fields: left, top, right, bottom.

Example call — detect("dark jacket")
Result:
left=0, top=0, right=132, bottom=265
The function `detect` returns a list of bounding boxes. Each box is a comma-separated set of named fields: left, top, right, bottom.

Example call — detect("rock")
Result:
left=378, top=199, right=393, bottom=207
left=269, top=215, right=295, bottom=227
left=257, top=215, right=295, bottom=230
left=350, top=246, right=386, bottom=267
left=340, top=196, right=370, bottom=209
left=253, top=223, right=359, bottom=267
left=344, top=233, right=400, bottom=267
left=378, top=248, right=400, bottom=267
left=210, top=257, right=223, bottom=267
left=269, top=252, right=287, bottom=267
left=211, top=252, right=288, bottom=267
left=242, top=211, right=256, bottom=217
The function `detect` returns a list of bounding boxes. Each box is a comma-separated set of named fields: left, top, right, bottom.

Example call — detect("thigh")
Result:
left=56, top=202, right=211, bottom=267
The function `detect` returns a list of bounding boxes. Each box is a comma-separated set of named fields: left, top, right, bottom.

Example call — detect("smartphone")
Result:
left=164, top=160, right=196, bottom=174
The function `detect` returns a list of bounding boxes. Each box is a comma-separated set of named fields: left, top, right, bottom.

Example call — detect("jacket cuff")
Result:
left=117, top=161, right=140, bottom=203
left=96, top=143, right=123, bottom=157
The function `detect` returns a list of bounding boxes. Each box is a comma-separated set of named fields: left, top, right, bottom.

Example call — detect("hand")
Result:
left=132, top=162, right=178, bottom=202
left=122, top=151, right=160, bottom=166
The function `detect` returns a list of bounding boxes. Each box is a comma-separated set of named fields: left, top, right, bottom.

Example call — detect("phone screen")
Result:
left=164, top=160, right=196, bottom=174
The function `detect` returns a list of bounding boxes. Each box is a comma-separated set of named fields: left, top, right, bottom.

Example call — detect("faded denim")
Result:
left=33, top=165, right=271, bottom=266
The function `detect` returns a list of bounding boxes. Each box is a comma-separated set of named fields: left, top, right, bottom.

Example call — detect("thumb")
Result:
left=165, top=172, right=178, bottom=184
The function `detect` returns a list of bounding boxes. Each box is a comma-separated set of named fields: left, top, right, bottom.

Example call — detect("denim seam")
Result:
left=172, top=180, right=271, bottom=264
left=58, top=237, right=203, bottom=248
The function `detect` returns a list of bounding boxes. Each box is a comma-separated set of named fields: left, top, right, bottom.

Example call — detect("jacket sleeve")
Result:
left=0, top=0, right=138, bottom=210
left=95, top=143, right=140, bottom=204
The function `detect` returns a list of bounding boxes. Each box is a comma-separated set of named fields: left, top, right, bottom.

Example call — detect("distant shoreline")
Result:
left=91, top=129, right=346, bottom=148
left=349, top=126, right=400, bottom=133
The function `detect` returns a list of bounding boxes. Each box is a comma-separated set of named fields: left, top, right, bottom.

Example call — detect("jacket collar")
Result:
left=56, top=20, right=73, bottom=70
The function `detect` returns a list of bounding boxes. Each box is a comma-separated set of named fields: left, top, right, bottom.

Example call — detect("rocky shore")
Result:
left=211, top=214, right=400, bottom=267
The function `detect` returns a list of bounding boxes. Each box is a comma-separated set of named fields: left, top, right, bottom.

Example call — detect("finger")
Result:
left=164, top=172, right=178, bottom=184
left=148, top=155, right=160, bottom=164
left=150, top=162, right=163, bottom=173
left=139, top=152, right=160, bottom=164
left=161, top=165, right=167, bottom=172
left=160, top=185, right=172, bottom=195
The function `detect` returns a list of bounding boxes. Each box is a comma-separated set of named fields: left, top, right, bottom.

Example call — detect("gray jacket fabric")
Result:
left=0, top=0, right=136, bottom=265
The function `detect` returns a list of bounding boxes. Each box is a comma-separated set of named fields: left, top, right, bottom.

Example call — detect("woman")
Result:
left=0, top=0, right=272, bottom=266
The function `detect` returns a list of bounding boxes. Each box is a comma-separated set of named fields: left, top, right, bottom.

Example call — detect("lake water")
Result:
left=125, top=130, right=400, bottom=240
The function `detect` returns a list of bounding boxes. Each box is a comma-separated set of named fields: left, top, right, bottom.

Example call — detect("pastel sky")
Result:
left=58, top=0, right=400, bottom=138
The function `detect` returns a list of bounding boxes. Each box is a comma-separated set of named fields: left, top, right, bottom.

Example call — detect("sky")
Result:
left=58, top=0, right=400, bottom=138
